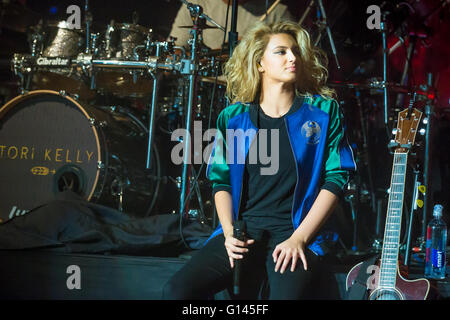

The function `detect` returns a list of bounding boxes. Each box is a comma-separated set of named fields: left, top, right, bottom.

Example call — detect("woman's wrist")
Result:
left=223, top=225, right=234, bottom=238
left=291, top=230, right=309, bottom=245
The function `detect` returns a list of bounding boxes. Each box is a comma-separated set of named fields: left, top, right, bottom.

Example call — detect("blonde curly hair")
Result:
left=223, top=20, right=336, bottom=104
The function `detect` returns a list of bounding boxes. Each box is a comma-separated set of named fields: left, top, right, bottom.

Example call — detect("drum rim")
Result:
left=0, top=90, right=102, bottom=201
left=44, top=20, right=86, bottom=34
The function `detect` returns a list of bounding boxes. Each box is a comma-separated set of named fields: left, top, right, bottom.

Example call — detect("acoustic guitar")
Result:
left=346, top=107, right=430, bottom=300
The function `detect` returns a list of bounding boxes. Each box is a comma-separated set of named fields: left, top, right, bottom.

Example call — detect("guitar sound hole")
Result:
left=370, top=289, right=402, bottom=300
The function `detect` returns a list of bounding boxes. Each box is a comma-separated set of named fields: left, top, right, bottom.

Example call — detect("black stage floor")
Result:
left=0, top=249, right=448, bottom=300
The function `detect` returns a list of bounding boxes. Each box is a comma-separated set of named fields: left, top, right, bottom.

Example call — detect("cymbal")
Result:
left=178, top=25, right=218, bottom=29
left=328, top=80, right=433, bottom=97
left=327, top=81, right=373, bottom=89
left=200, top=75, right=226, bottom=86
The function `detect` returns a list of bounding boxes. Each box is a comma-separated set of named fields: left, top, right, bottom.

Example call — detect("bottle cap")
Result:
left=433, top=204, right=443, bottom=217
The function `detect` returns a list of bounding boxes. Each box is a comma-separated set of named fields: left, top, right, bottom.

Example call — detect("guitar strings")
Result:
left=379, top=153, right=395, bottom=299
left=379, top=152, right=396, bottom=300
left=378, top=152, right=395, bottom=300
left=378, top=151, right=406, bottom=300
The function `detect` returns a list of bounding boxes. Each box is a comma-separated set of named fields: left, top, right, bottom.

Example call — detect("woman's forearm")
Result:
left=291, top=189, right=339, bottom=244
left=214, top=190, right=234, bottom=237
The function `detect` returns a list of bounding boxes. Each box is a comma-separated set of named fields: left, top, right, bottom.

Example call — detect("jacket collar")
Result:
left=248, top=95, right=305, bottom=129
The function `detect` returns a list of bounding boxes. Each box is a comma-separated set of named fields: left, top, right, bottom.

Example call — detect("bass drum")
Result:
left=0, top=90, right=161, bottom=223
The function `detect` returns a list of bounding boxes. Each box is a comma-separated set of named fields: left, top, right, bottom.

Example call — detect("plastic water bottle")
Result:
left=425, top=204, right=447, bottom=279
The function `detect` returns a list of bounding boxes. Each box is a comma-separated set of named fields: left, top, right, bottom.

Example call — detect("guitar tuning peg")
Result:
left=419, top=128, right=426, bottom=136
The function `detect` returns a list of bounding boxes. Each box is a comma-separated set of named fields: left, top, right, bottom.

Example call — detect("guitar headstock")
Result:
left=393, top=108, right=423, bottom=153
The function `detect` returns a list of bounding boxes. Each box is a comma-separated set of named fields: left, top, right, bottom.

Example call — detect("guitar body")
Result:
left=346, top=260, right=430, bottom=300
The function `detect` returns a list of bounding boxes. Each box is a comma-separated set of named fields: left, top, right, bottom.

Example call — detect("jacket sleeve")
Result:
left=206, top=110, right=232, bottom=197
left=321, top=100, right=357, bottom=198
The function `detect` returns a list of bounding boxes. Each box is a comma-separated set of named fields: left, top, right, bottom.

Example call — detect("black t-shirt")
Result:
left=240, top=102, right=298, bottom=232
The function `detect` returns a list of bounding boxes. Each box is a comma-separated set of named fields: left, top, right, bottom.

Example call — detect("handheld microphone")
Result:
left=233, top=220, right=246, bottom=296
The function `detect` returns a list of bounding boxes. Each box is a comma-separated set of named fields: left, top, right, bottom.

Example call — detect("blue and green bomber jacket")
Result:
left=205, top=95, right=357, bottom=256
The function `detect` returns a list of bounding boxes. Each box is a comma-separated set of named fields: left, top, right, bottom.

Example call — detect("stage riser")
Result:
left=0, top=251, right=447, bottom=300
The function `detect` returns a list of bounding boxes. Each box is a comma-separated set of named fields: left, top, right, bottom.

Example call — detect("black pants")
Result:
left=163, top=225, right=324, bottom=300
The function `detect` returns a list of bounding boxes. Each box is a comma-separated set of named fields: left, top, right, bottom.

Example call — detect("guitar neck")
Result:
left=379, top=151, right=408, bottom=288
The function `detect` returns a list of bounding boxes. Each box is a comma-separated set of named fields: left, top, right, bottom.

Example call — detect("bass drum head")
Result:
left=0, top=90, right=160, bottom=223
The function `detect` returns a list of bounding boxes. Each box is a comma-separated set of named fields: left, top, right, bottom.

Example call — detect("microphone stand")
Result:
left=298, top=0, right=340, bottom=70
left=228, top=0, right=238, bottom=57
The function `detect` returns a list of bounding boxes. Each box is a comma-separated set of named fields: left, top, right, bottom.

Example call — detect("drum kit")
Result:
left=0, top=1, right=227, bottom=224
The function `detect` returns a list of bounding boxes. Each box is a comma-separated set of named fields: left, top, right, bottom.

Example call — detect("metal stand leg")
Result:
left=419, top=103, right=433, bottom=249
left=381, top=16, right=391, bottom=139
left=349, top=198, right=358, bottom=252
left=146, top=45, right=162, bottom=170
left=404, top=167, right=420, bottom=267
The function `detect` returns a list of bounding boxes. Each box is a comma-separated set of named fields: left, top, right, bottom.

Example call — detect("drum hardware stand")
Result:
left=180, top=0, right=225, bottom=32
left=89, top=33, right=100, bottom=90
left=298, top=0, right=340, bottom=69
left=178, top=0, right=225, bottom=220
left=354, top=89, right=377, bottom=216
left=177, top=2, right=225, bottom=222
left=404, top=165, right=421, bottom=267
left=90, top=33, right=100, bottom=56
left=344, top=181, right=360, bottom=253
left=30, top=21, right=44, bottom=57
left=20, top=22, right=44, bottom=92
left=84, top=0, right=92, bottom=54
left=109, top=155, right=131, bottom=213
left=418, top=98, right=434, bottom=251
left=380, top=13, right=391, bottom=140
left=394, top=34, right=417, bottom=110
left=344, top=180, right=370, bottom=255
left=370, top=197, right=385, bottom=253
left=12, top=54, right=30, bottom=92
left=178, top=0, right=203, bottom=219
left=105, top=20, right=115, bottom=59
left=146, top=41, right=174, bottom=170
left=181, top=165, right=207, bottom=224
